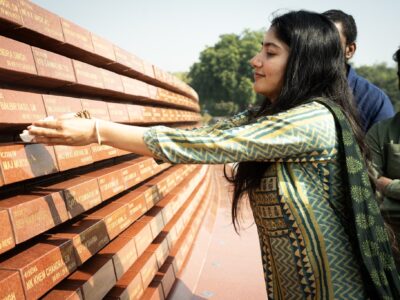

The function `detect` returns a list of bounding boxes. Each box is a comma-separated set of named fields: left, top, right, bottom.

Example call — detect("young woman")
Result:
left=29, top=10, right=399, bottom=299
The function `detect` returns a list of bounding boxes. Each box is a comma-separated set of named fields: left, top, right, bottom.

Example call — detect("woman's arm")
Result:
left=29, top=118, right=154, bottom=157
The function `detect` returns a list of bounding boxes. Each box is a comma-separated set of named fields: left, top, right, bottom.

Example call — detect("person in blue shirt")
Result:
left=323, top=9, right=395, bottom=132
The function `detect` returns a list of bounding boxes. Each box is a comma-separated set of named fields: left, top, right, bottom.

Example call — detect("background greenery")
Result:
left=174, top=29, right=400, bottom=116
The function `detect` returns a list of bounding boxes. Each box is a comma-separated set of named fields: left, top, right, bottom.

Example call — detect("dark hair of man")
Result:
left=322, top=9, right=357, bottom=45
left=394, top=47, right=400, bottom=79
left=225, top=10, right=369, bottom=240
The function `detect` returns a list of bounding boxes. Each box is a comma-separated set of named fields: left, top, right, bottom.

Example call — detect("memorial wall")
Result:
left=0, top=1, right=215, bottom=299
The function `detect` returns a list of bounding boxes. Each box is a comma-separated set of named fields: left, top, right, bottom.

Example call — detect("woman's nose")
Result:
left=250, top=54, right=261, bottom=68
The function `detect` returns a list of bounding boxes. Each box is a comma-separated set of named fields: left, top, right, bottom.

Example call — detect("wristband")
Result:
left=95, top=119, right=102, bottom=145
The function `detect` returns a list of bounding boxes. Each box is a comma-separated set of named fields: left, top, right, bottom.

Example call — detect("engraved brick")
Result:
left=138, top=252, right=158, bottom=289
left=0, top=209, right=15, bottom=254
left=121, top=77, right=149, bottom=99
left=36, top=175, right=101, bottom=219
left=0, top=0, right=22, bottom=30
left=141, top=282, right=164, bottom=300
left=72, top=60, right=104, bottom=89
left=0, top=88, right=46, bottom=125
left=90, top=144, right=118, bottom=162
left=115, top=189, right=147, bottom=224
left=119, top=160, right=141, bottom=189
left=120, top=220, right=153, bottom=257
left=147, top=84, right=159, bottom=102
left=17, top=0, right=64, bottom=42
left=108, top=102, right=129, bottom=122
left=81, top=98, right=110, bottom=120
left=98, top=235, right=138, bottom=280
left=113, top=46, right=131, bottom=70
left=125, top=52, right=145, bottom=75
left=91, top=33, right=116, bottom=62
left=154, top=262, right=175, bottom=299
left=145, top=233, right=169, bottom=269
left=42, top=94, right=82, bottom=118
left=0, top=237, right=77, bottom=299
left=144, top=207, right=165, bottom=240
left=142, top=60, right=155, bottom=79
left=0, top=35, right=36, bottom=81
left=31, top=46, right=75, bottom=84
left=68, top=256, right=116, bottom=300
left=127, top=104, right=145, bottom=123
left=89, top=165, right=125, bottom=201
left=61, top=18, right=94, bottom=53
left=0, top=270, right=25, bottom=300
left=0, top=189, right=68, bottom=243
left=51, top=218, right=110, bottom=265
left=101, top=69, right=124, bottom=93
left=0, top=143, right=58, bottom=184
left=105, top=265, right=143, bottom=300
left=86, top=202, right=131, bottom=240
left=53, top=145, right=93, bottom=171
left=41, top=281, right=83, bottom=300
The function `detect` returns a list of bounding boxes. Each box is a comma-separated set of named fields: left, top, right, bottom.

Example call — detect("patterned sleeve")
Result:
left=184, top=109, right=251, bottom=134
left=143, top=102, right=337, bottom=164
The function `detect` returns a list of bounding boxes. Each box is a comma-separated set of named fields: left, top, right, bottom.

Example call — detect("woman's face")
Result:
left=250, top=27, right=289, bottom=102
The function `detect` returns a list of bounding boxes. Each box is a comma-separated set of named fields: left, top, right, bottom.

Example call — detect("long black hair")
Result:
left=225, top=10, right=368, bottom=230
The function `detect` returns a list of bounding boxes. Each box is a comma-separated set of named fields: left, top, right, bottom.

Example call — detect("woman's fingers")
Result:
left=33, top=136, right=71, bottom=145
left=28, top=125, right=64, bottom=138
left=32, top=119, right=62, bottom=129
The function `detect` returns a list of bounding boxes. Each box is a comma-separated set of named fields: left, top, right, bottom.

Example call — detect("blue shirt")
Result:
left=348, top=65, right=395, bottom=132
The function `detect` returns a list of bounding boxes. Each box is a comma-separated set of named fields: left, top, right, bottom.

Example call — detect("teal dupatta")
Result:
left=317, top=99, right=400, bottom=299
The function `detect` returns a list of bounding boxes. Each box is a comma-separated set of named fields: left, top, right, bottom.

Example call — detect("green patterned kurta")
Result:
left=143, top=102, right=367, bottom=299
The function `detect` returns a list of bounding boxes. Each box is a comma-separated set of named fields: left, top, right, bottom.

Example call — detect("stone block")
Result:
left=0, top=35, right=36, bottom=82
left=0, top=237, right=77, bottom=299
left=86, top=202, right=131, bottom=240
left=0, top=209, right=15, bottom=254
left=0, top=143, right=58, bottom=184
left=36, top=175, right=102, bottom=219
left=0, top=270, right=25, bottom=300
left=42, top=94, right=82, bottom=118
left=51, top=218, right=110, bottom=265
left=0, top=188, right=68, bottom=243
left=81, top=98, right=110, bottom=120
left=30, top=46, right=75, bottom=86
left=17, top=0, right=64, bottom=42
left=120, top=220, right=153, bottom=257
left=60, top=18, right=94, bottom=53
left=0, top=88, right=46, bottom=126
left=53, top=145, right=93, bottom=171
left=68, top=256, right=116, bottom=300
left=107, top=102, right=129, bottom=123
left=98, top=235, right=138, bottom=280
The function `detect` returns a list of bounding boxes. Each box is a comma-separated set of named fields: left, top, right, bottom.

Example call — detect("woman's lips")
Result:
left=254, top=73, right=265, bottom=80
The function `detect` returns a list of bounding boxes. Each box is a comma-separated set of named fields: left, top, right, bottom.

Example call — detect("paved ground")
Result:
left=169, top=166, right=267, bottom=300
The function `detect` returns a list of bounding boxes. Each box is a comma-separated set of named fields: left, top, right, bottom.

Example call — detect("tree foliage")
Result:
left=188, top=29, right=264, bottom=115
left=355, top=63, right=400, bottom=111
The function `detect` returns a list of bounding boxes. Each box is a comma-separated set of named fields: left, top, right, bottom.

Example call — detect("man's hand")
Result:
left=376, top=176, right=393, bottom=194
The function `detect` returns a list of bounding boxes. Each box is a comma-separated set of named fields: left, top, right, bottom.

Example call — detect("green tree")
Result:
left=188, top=29, right=264, bottom=115
left=355, top=63, right=400, bottom=111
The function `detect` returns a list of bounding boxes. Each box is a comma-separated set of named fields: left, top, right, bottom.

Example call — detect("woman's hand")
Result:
left=28, top=117, right=97, bottom=146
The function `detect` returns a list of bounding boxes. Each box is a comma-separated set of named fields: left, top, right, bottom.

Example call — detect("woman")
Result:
left=29, top=10, right=399, bottom=299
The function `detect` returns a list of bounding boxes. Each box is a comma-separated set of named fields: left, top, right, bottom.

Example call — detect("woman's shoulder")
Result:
left=273, top=100, right=332, bottom=120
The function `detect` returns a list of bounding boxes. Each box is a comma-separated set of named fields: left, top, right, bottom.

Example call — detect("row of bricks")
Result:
left=0, top=0, right=197, bottom=100
left=0, top=88, right=201, bottom=128
left=0, top=35, right=199, bottom=112
left=0, top=156, right=172, bottom=253
left=0, top=164, right=207, bottom=299
left=45, top=165, right=210, bottom=300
